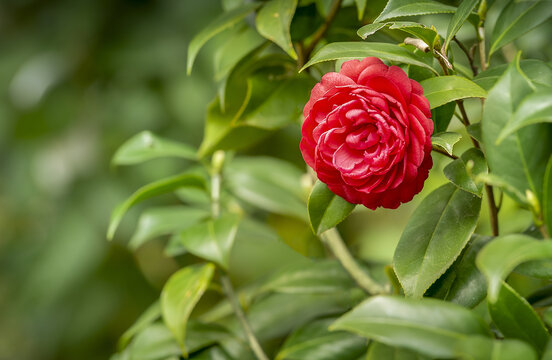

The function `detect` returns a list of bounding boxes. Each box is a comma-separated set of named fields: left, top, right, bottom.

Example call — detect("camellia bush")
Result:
left=108, top=0, right=552, bottom=359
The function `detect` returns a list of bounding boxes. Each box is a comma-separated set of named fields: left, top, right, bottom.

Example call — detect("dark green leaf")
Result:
left=444, top=148, right=487, bottom=197
left=545, top=156, right=552, bottom=238
left=178, top=214, right=240, bottom=270
left=374, top=0, right=456, bottom=22
left=488, top=282, right=548, bottom=353
left=276, top=318, right=367, bottom=360
left=300, top=42, right=438, bottom=74
left=420, top=76, right=487, bottom=109
left=358, top=22, right=440, bottom=51
left=431, top=131, right=461, bottom=156
left=482, top=53, right=552, bottom=205
left=455, top=335, right=537, bottom=360
left=308, top=181, right=355, bottom=235
left=497, top=89, right=552, bottom=142
left=112, top=131, right=197, bottom=166
left=394, top=183, right=482, bottom=298
left=260, top=259, right=356, bottom=294
left=489, top=0, right=552, bottom=57
left=466, top=122, right=482, bottom=143
left=367, top=342, right=429, bottom=359
left=330, top=296, right=490, bottom=359
left=476, top=234, right=552, bottom=302
left=256, top=0, right=298, bottom=59
left=107, top=173, right=206, bottom=240
left=118, top=301, right=161, bottom=350
left=161, top=263, right=215, bottom=356
left=187, top=3, right=260, bottom=74
left=431, top=101, right=456, bottom=133
left=129, top=207, right=209, bottom=250
left=443, top=0, right=479, bottom=55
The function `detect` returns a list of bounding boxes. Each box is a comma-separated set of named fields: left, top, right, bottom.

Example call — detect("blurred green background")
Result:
left=1, top=0, right=550, bottom=359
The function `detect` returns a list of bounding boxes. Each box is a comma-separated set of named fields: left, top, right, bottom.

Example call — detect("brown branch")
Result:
left=302, top=0, right=343, bottom=61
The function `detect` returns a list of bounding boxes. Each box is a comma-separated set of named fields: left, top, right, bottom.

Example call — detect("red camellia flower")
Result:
left=300, top=57, right=433, bottom=209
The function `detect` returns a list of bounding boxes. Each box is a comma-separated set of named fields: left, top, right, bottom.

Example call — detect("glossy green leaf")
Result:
left=474, top=60, right=552, bottom=91
left=225, top=156, right=307, bottom=220
left=187, top=3, right=260, bottom=74
left=445, top=234, right=490, bottom=308
left=118, top=301, right=161, bottom=350
left=443, top=0, right=479, bottom=55
left=260, top=259, right=356, bottom=294
left=178, top=214, right=240, bottom=270
left=358, top=22, right=440, bottom=51
left=275, top=318, right=367, bottom=360
left=300, top=42, right=438, bottom=74
left=455, top=335, right=537, bottom=360
left=256, top=0, right=298, bottom=59
left=476, top=234, right=552, bottom=302
left=330, top=296, right=490, bottom=359
left=488, top=282, right=548, bottom=353
left=431, top=101, right=456, bottom=133
left=214, top=25, right=266, bottom=80
left=420, top=76, right=487, bottom=109
left=367, top=342, right=429, bottom=359
left=107, top=173, right=206, bottom=240
left=444, top=148, right=487, bottom=197
left=112, top=131, right=197, bottom=166
left=497, top=89, right=552, bottom=142
left=482, top=53, right=552, bottom=205
left=161, top=263, right=215, bottom=356
left=374, top=0, right=456, bottom=22
left=308, top=181, right=355, bottom=235
left=545, top=156, right=552, bottom=238
left=394, top=183, right=482, bottom=298
left=431, top=131, right=461, bottom=156
left=355, top=0, right=367, bottom=20
left=129, top=207, right=209, bottom=250
left=489, top=0, right=552, bottom=56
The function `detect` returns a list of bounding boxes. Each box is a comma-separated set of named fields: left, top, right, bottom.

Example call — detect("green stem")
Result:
left=221, top=275, right=269, bottom=360
left=321, top=228, right=386, bottom=295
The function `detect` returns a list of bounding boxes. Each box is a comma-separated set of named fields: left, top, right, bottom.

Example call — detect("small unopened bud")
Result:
left=526, top=190, right=543, bottom=226
left=212, top=150, right=225, bottom=174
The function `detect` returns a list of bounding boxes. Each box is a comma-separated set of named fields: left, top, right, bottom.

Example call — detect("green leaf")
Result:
left=443, top=0, right=479, bottom=55
left=444, top=148, right=487, bottom=197
left=225, top=156, right=307, bottom=220
left=187, top=3, right=260, bottom=74
left=129, top=207, right=209, bottom=250
left=488, top=281, right=548, bottom=353
left=358, top=22, right=440, bottom=51
left=127, top=323, right=181, bottom=360
left=431, top=101, right=456, bottom=133
left=178, top=214, right=240, bottom=270
left=455, top=335, right=537, bottom=360
left=161, top=263, right=215, bottom=356
left=214, top=25, right=266, bottom=81
left=256, top=0, right=298, bottom=59
left=394, top=183, right=482, bottom=298
left=497, top=89, right=552, bottom=142
left=107, top=173, right=206, bottom=240
left=482, top=53, right=552, bottom=205
left=420, top=76, right=487, bottom=109
left=300, top=42, right=438, bottom=75
left=330, top=296, right=490, bottom=359
left=355, top=0, right=367, bottom=20
left=489, top=0, right=552, bottom=57
left=260, top=259, right=356, bottom=294
left=307, top=181, right=355, bottom=235
left=118, top=301, right=161, bottom=350
left=445, top=234, right=491, bottom=308
left=367, top=342, right=429, bottom=359
left=466, top=122, right=482, bottom=143
left=276, top=318, right=367, bottom=360
left=545, top=156, right=552, bottom=238
left=476, top=234, right=552, bottom=302
left=112, top=131, right=197, bottom=166
left=374, top=0, right=456, bottom=22
left=431, top=131, right=461, bottom=156
left=474, top=60, right=552, bottom=91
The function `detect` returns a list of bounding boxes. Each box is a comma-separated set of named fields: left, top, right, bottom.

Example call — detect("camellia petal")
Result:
left=300, top=57, right=433, bottom=209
